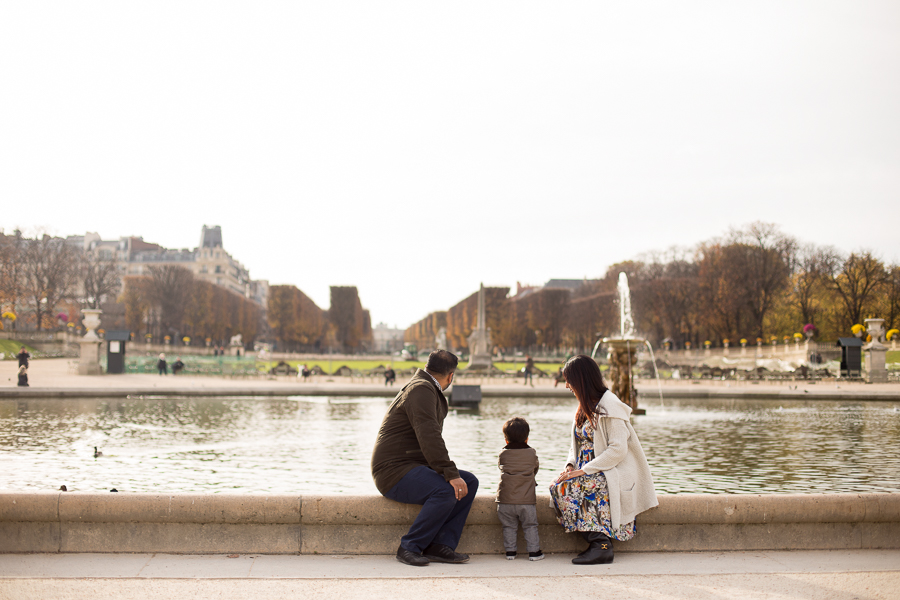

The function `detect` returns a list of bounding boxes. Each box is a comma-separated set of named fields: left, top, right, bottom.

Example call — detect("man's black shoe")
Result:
left=396, top=545, right=430, bottom=566
left=423, top=543, right=470, bottom=563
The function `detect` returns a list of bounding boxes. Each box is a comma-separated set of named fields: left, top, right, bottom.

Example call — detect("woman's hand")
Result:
left=555, top=465, right=581, bottom=484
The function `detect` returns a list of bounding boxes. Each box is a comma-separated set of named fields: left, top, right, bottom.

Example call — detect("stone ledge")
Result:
left=1, top=492, right=897, bottom=554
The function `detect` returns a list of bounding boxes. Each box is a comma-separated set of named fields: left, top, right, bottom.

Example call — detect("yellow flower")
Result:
left=1, top=311, right=16, bottom=321
left=793, top=333, right=803, bottom=339
left=886, top=329, right=898, bottom=341
left=851, top=324, right=865, bottom=335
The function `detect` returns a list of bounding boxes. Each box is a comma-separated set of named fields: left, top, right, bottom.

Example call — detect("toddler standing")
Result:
left=497, top=417, right=543, bottom=560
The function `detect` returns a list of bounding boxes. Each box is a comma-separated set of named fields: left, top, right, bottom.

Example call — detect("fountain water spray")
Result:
left=618, top=272, right=635, bottom=339
left=593, top=272, right=664, bottom=414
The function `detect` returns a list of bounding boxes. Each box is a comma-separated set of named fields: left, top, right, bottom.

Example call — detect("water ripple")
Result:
left=0, top=396, right=898, bottom=495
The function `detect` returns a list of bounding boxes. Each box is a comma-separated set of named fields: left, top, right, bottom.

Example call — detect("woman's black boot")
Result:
left=574, top=531, right=594, bottom=559
left=572, top=532, right=614, bottom=565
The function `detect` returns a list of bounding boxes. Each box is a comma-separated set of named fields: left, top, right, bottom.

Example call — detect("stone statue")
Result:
left=435, top=327, right=448, bottom=350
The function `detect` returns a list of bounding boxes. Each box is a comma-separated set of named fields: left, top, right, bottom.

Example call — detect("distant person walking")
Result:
left=523, top=356, right=534, bottom=387
left=17, top=347, right=30, bottom=368
left=157, top=353, right=168, bottom=375
left=384, top=366, right=396, bottom=386
left=172, top=357, right=185, bottom=375
left=554, top=366, right=565, bottom=388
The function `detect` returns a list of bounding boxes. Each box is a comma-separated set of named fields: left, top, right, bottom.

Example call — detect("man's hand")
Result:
left=448, top=477, right=467, bottom=500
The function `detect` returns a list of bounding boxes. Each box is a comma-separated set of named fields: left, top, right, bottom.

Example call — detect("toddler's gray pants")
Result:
left=497, top=503, right=540, bottom=553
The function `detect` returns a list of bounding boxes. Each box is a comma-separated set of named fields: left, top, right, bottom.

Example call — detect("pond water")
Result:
left=1, top=396, right=899, bottom=495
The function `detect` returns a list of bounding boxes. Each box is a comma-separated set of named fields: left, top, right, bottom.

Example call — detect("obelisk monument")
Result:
left=466, top=283, right=493, bottom=371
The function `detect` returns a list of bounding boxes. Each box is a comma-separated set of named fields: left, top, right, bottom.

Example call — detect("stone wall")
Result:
left=1, top=493, right=897, bottom=555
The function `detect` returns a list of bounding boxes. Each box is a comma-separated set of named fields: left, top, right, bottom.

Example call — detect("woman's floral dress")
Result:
left=549, top=420, right=636, bottom=540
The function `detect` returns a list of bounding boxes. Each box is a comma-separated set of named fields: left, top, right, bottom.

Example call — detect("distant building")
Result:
left=372, top=322, right=405, bottom=353
left=511, top=278, right=598, bottom=301
left=66, top=225, right=268, bottom=308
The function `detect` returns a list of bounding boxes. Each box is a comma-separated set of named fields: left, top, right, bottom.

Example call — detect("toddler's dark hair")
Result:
left=503, top=417, right=530, bottom=443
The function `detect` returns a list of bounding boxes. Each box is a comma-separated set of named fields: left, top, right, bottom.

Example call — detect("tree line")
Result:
left=405, top=223, right=900, bottom=353
left=122, top=266, right=260, bottom=346
left=266, top=284, right=372, bottom=352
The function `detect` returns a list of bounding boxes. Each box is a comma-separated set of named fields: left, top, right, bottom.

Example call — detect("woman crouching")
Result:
left=549, top=354, right=657, bottom=564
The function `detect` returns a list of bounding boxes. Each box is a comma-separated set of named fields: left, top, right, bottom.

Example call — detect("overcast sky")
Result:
left=2, top=2, right=898, bottom=328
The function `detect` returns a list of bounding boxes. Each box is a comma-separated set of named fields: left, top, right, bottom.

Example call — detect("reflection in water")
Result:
left=1, top=396, right=898, bottom=495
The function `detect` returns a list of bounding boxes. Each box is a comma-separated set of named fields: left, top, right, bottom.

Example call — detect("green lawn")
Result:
left=0, top=340, right=35, bottom=359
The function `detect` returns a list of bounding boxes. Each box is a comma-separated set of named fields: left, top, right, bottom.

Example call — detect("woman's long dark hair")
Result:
left=563, top=355, right=609, bottom=427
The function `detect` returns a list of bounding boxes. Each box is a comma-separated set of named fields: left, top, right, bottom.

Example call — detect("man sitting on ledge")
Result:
left=371, top=349, right=478, bottom=566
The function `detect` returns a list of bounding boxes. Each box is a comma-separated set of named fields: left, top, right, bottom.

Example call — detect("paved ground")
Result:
left=3, top=358, right=899, bottom=400
left=1, top=550, right=898, bottom=599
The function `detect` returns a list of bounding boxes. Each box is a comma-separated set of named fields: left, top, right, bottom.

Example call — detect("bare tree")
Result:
left=882, top=264, right=900, bottom=332
left=790, top=243, right=839, bottom=327
left=728, top=222, right=797, bottom=338
left=147, top=265, right=194, bottom=338
left=826, top=251, right=888, bottom=330
left=21, top=234, right=79, bottom=331
left=81, top=252, right=122, bottom=309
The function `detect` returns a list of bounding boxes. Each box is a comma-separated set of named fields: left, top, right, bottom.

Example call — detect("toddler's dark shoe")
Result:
left=506, top=551, right=516, bottom=560
left=528, top=550, right=545, bottom=561
left=396, top=545, right=429, bottom=567
left=423, top=543, right=469, bottom=564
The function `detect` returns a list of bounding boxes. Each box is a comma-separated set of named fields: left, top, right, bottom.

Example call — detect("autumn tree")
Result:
left=267, top=285, right=327, bottom=351
left=329, top=286, right=366, bottom=352
left=883, top=265, right=900, bottom=332
left=0, top=229, right=25, bottom=327
left=405, top=311, right=448, bottom=349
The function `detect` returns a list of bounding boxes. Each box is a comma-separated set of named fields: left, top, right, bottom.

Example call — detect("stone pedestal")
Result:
left=865, top=347, right=888, bottom=383
left=864, top=318, right=888, bottom=383
left=77, top=308, right=103, bottom=375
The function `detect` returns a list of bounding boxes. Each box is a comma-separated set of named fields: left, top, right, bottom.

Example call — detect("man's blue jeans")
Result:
left=384, top=466, right=479, bottom=554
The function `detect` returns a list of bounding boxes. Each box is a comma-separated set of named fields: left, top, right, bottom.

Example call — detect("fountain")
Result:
left=598, top=273, right=652, bottom=414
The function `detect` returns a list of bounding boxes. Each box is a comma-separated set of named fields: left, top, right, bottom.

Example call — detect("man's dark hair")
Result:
left=503, top=417, right=530, bottom=443
left=426, top=349, right=458, bottom=376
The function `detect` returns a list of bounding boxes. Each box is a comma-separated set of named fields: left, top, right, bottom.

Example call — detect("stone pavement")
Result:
left=1, top=550, right=898, bottom=600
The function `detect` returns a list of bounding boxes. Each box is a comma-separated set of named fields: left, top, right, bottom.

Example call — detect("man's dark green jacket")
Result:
left=371, top=369, right=460, bottom=494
